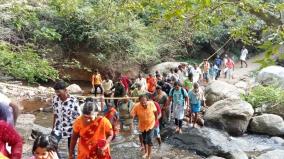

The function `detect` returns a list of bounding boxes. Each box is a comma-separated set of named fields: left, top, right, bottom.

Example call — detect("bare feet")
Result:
left=142, top=153, right=148, bottom=158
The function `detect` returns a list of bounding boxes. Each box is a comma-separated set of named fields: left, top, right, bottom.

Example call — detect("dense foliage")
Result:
left=0, top=42, right=58, bottom=83
left=0, top=0, right=283, bottom=82
left=243, top=85, right=284, bottom=108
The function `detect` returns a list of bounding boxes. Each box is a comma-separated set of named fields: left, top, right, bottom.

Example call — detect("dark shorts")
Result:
left=141, top=129, right=154, bottom=146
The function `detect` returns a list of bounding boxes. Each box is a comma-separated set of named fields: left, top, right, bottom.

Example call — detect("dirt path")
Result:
left=232, top=54, right=263, bottom=79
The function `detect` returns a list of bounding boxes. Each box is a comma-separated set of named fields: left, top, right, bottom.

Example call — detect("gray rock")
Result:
left=256, top=149, right=284, bottom=159
left=32, top=124, right=52, bottom=135
left=16, top=114, right=36, bottom=141
left=263, top=104, right=284, bottom=119
left=249, top=114, right=284, bottom=136
left=173, top=127, right=247, bottom=159
left=66, top=83, right=83, bottom=94
left=205, top=81, right=244, bottom=106
left=256, top=65, right=284, bottom=89
left=207, top=156, right=225, bottom=159
left=204, top=98, right=254, bottom=136
left=270, top=137, right=284, bottom=145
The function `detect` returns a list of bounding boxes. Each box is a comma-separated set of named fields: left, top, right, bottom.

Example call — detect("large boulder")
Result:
left=249, top=114, right=284, bottom=136
left=263, top=104, right=284, bottom=119
left=66, top=84, right=83, bottom=94
left=204, top=98, right=254, bottom=136
left=205, top=80, right=244, bottom=106
left=256, top=65, right=284, bottom=89
left=148, top=62, right=188, bottom=74
left=256, top=149, right=284, bottom=159
left=174, top=127, right=248, bottom=159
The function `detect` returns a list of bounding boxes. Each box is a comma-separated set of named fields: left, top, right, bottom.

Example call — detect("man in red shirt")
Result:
left=119, top=73, right=131, bottom=93
left=153, top=101, right=162, bottom=146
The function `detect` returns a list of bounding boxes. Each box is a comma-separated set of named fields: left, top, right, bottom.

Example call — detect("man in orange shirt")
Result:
left=131, top=95, right=157, bottom=159
left=91, top=69, right=104, bottom=96
left=146, top=74, right=157, bottom=94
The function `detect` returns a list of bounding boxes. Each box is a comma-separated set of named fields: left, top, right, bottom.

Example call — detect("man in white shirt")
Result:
left=240, top=46, right=248, bottom=68
left=191, top=64, right=202, bottom=83
left=134, top=74, right=147, bottom=91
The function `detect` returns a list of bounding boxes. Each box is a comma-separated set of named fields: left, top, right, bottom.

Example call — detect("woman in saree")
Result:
left=69, top=98, right=114, bottom=159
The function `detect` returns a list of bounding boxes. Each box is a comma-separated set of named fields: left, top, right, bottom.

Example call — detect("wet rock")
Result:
left=16, top=114, right=36, bottom=141
left=270, top=137, right=284, bottom=145
left=204, top=98, right=254, bottom=136
left=173, top=127, right=247, bottom=159
left=249, top=114, right=284, bottom=136
left=207, top=156, right=225, bottom=159
left=66, top=84, right=83, bottom=94
left=256, top=65, right=284, bottom=89
left=31, top=124, right=52, bottom=139
left=205, top=81, right=244, bottom=106
left=256, top=149, right=284, bottom=159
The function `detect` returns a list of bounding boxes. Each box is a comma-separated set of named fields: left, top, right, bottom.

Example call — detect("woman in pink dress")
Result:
left=0, top=120, right=22, bottom=159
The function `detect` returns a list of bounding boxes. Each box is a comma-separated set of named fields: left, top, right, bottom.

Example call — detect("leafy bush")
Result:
left=0, top=41, right=59, bottom=83
left=242, top=85, right=284, bottom=108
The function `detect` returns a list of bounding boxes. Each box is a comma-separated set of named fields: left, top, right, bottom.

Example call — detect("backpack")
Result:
left=169, top=88, right=187, bottom=99
left=214, top=58, right=222, bottom=67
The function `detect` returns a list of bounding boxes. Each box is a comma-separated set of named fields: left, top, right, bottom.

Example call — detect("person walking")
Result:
left=69, top=99, right=113, bottom=159
left=0, top=92, right=20, bottom=126
left=202, top=59, right=210, bottom=83
left=166, top=82, right=189, bottom=134
left=91, top=69, right=104, bottom=96
left=131, top=95, right=157, bottom=159
left=51, top=81, right=81, bottom=158
left=0, top=120, right=22, bottom=159
left=188, top=83, right=205, bottom=128
left=225, top=56, right=235, bottom=80
left=240, top=46, right=248, bottom=68
left=214, top=55, right=222, bottom=80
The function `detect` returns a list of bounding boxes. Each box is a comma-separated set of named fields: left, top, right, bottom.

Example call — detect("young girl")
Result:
left=30, top=134, right=59, bottom=159
left=188, top=83, right=205, bottom=128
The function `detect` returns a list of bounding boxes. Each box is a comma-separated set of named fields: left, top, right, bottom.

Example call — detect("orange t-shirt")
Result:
left=130, top=101, right=157, bottom=132
left=92, top=74, right=102, bottom=85
left=73, top=116, right=112, bottom=159
left=146, top=77, right=157, bottom=93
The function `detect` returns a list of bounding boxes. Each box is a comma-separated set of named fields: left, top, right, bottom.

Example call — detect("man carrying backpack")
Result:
left=166, top=82, right=189, bottom=134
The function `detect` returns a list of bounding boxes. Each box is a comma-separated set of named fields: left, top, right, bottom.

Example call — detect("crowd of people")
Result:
left=0, top=47, right=249, bottom=159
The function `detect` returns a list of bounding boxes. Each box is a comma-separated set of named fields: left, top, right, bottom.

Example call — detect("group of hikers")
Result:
left=0, top=47, right=249, bottom=159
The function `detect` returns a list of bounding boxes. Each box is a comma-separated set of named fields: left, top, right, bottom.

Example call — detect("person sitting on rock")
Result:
left=0, top=120, right=22, bottom=159
left=0, top=92, right=20, bottom=125
left=30, top=134, right=59, bottom=159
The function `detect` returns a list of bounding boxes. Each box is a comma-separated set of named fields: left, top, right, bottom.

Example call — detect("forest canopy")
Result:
left=0, top=0, right=283, bottom=82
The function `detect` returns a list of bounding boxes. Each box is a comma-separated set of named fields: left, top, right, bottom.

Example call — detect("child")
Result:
left=188, top=83, right=205, bottom=128
left=30, top=134, right=59, bottom=159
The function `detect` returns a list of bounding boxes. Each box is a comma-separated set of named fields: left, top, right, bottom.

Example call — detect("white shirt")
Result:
left=192, top=67, right=202, bottom=83
left=240, top=48, right=248, bottom=61
left=102, top=80, right=113, bottom=91
left=135, top=78, right=147, bottom=91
